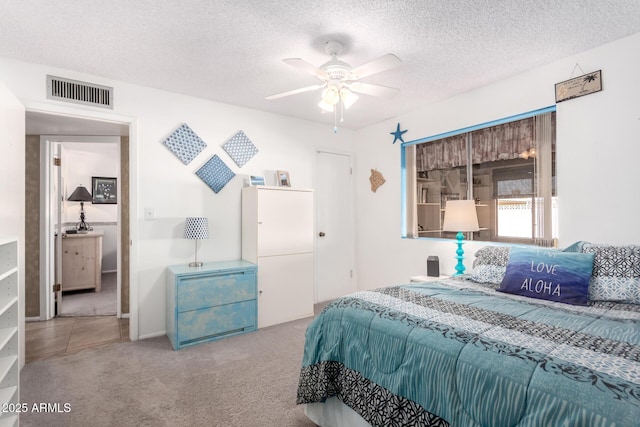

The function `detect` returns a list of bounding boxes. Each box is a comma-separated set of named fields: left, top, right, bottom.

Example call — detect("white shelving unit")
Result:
left=0, top=239, right=18, bottom=427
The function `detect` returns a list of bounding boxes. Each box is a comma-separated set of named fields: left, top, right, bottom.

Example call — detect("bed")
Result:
left=296, top=244, right=640, bottom=426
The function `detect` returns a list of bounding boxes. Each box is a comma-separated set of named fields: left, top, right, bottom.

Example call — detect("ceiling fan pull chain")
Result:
left=333, top=106, right=338, bottom=133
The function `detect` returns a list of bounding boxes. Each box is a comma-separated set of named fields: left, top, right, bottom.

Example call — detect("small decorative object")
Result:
left=249, top=175, right=265, bottom=186
left=92, top=177, right=117, bottom=204
left=369, top=169, right=386, bottom=192
left=222, top=130, right=259, bottom=167
left=183, top=217, right=209, bottom=267
left=390, top=123, right=407, bottom=144
left=555, top=69, right=602, bottom=103
left=195, top=154, right=236, bottom=193
left=442, top=200, right=479, bottom=276
left=427, top=256, right=440, bottom=277
left=162, top=123, right=207, bottom=165
left=67, top=185, right=93, bottom=231
left=276, top=170, right=290, bottom=187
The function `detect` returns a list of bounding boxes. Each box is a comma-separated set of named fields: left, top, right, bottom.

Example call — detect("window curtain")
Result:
left=405, top=145, right=418, bottom=238
left=534, top=112, right=554, bottom=244
left=416, top=134, right=466, bottom=171
left=416, top=118, right=535, bottom=171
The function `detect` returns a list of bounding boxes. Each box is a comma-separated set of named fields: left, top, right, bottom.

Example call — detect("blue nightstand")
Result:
left=166, top=260, right=257, bottom=350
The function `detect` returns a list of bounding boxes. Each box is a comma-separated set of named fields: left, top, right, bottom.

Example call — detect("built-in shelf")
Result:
left=0, top=239, right=18, bottom=424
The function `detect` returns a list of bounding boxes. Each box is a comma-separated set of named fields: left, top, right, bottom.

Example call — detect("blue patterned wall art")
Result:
left=222, top=130, right=258, bottom=167
left=195, top=154, right=236, bottom=193
left=162, top=123, right=207, bottom=165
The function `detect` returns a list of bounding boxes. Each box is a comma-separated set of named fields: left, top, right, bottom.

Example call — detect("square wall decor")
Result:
left=222, top=130, right=258, bottom=167
left=162, top=123, right=207, bottom=165
left=196, top=154, right=235, bottom=193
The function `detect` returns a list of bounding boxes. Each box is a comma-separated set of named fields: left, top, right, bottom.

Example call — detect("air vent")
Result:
left=46, top=75, right=113, bottom=109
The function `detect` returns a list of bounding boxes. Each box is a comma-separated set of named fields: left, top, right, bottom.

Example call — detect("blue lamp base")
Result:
left=453, top=231, right=466, bottom=276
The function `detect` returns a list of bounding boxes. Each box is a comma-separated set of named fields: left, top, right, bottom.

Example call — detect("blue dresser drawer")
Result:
left=177, top=270, right=256, bottom=312
left=167, top=260, right=257, bottom=350
left=177, top=300, right=257, bottom=346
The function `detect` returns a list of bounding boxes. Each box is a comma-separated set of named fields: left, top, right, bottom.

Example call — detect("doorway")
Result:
left=24, top=111, right=131, bottom=351
left=54, top=139, right=120, bottom=317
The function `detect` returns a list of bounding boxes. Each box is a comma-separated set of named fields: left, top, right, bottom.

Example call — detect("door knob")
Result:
left=319, top=232, right=326, bottom=237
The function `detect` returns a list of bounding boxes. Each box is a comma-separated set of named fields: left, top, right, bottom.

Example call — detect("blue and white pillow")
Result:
left=498, top=246, right=595, bottom=306
left=469, top=245, right=511, bottom=285
left=581, top=243, right=640, bottom=304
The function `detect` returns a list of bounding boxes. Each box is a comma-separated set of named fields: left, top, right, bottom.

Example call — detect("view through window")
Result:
left=402, top=108, right=556, bottom=245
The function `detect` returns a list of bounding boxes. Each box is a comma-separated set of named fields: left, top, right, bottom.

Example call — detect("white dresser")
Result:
left=242, top=186, right=314, bottom=328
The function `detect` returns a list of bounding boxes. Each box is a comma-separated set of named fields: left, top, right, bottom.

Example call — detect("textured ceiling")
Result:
left=2, top=0, right=640, bottom=131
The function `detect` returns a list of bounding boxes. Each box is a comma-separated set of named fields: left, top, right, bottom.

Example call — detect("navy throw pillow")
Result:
left=498, top=247, right=595, bottom=306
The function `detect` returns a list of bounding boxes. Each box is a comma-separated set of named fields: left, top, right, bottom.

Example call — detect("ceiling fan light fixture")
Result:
left=322, top=85, right=340, bottom=105
left=318, top=99, right=334, bottom=112
left=340, top=88, right=358, bottom=109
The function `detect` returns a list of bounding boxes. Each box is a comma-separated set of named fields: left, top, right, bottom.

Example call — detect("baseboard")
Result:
left=25, top=316, right=42, bottom=322
left=138, top=330, right=166, bottom=340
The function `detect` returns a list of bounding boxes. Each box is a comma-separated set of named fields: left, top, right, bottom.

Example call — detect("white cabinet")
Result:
left=0, top=239, right=19, bottom=426
left=242, top=186, right=314, bottom=328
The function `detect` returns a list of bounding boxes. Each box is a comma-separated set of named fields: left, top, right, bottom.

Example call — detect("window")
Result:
left=402, top=107, right=556, bottom=246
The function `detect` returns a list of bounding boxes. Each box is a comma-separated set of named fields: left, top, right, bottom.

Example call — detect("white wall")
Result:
left=353, top=32, right=640, bottom=290
left=2, top=32, right=637, bottom=339
left=0, top=57, right=354, bottom=339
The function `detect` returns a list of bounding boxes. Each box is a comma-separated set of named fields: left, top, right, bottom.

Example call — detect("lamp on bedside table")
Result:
left=442, top=200, right=479, bottom=276
left=184, top=217, right=209, bottom=267
left=67, top=185, right=93, bottom=232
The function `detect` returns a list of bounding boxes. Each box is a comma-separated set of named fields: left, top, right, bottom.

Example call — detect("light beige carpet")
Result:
left=20, top=310, right=323, bottom=426
left=60, top=272, right=117, bottom=316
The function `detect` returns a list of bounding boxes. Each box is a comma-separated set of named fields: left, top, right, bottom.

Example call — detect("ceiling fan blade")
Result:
left=283, top=58, right=329, bottom=80
left=350, top=53, right=402, bottom=80
left=348, top=82, right=400, bottom=99
left=266, top=84, right=325, bottom=100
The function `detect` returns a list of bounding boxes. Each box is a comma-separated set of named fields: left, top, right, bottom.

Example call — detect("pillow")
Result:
left=562, top=241, right=590, bottom=253
left=498, top=246, right=595, bottom=306
left=581, top=244, right=640, bottom=304
left=469, top=245, right=511, bottom=284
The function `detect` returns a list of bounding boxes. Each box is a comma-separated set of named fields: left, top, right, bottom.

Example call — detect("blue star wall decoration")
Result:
left=390, top=123, right=407, bottom=144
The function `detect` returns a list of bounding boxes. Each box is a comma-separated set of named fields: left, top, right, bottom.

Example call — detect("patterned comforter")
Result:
left=297, top=278, right=640, bottom=426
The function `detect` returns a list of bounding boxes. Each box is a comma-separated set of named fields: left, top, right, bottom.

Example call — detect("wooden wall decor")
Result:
left=369, top=169, right=386, bottom=193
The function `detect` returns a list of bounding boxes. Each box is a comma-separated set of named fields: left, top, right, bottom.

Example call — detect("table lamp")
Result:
left=184, top=217, right=209, bottom=267
left=442, top=200, right=479, bottom=276
left=67, top=185, right=93, bottom=231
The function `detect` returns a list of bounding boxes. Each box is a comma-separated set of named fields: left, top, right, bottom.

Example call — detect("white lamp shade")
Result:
left=339, top=88, right=359, bottom=109
left=322, top=85, right=340, bottom=105
left=442, top=200, right=479, bottom=232
left=318, top=99, right=334, bottom=112
left=183, top=217, right=209, bottom=240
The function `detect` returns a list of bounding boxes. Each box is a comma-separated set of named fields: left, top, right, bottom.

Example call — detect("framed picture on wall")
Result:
left=276, top=170, right=290, bottom=187
left=92, top=177, right=117, bottom=204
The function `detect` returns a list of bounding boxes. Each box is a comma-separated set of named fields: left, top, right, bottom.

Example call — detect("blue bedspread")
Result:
left=297, top=278, right=640, bottom=426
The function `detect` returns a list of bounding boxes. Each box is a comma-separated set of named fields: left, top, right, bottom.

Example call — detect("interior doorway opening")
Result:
left=25, top=111, right=130, bottom=325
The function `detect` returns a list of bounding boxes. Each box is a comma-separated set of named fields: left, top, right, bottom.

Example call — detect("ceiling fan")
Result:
left=266, top=40, right=402, bottom=123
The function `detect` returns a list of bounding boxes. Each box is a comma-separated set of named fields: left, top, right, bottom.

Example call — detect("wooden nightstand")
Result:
left=166, top=260, right=257, bottom=350
left=61, top=231, right=103, bottom=292
left=409, top=275, right=449, bottom=283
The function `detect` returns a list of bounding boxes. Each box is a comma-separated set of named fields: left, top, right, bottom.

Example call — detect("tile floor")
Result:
left=25, top=316, right=130, bottom=363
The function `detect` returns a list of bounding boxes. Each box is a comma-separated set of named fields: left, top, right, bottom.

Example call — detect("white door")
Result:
left=52, top=143, right=63, bottom=316
left=315, top=151, right=355, bottom=302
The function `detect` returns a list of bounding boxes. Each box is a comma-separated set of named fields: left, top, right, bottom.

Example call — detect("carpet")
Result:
left=20, top=310, right=322, bottom=427
left=60, top=272, right=117, bottom=316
